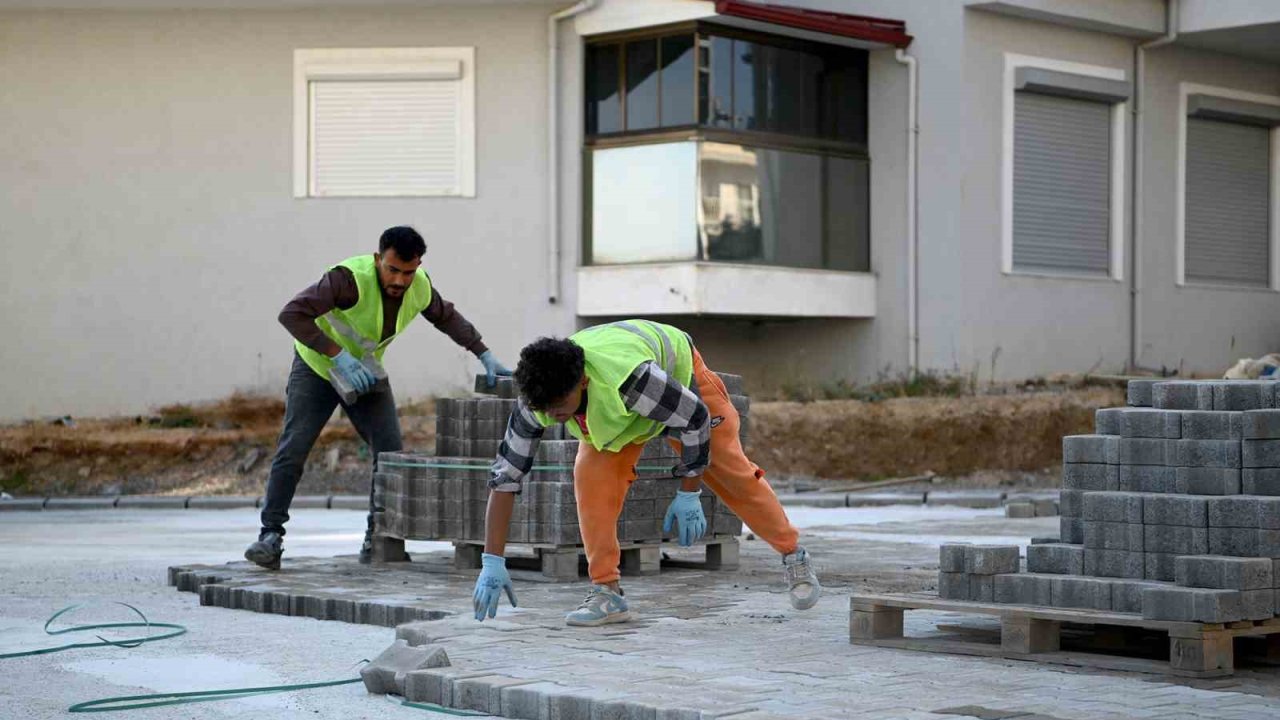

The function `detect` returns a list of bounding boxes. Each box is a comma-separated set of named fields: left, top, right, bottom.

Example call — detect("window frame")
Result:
left=1001, top=53, right=1127, bottom=281
left=1176, top=82, right=1280, bottom=292
left=292, top=47, right=476, bottom=199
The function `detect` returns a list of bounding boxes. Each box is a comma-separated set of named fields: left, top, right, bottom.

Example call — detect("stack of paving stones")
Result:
left=939, top=379, right=1280, bottom=624
left=373, top=374, right=748, bottom=547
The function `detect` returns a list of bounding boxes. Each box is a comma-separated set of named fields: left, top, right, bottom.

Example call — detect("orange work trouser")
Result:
left=573, top=350, right=800, bottom=585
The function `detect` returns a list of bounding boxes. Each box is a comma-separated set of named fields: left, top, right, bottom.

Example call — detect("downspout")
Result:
left=547, top=0, right=597, bottom=305
left=895, top=49, right=919, bottom=377
left=1130, top=0, right=1178, bottom=370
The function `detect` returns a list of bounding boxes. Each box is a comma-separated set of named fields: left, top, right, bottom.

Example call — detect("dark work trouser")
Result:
left=259, top=353, right=402, bottom=538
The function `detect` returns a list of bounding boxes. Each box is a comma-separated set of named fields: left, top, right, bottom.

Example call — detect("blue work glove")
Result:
left=472, top=553, right=518, bottom=621
left=478, top=350, right=512, bottom=388
left=663, top=489, right=707, bottom=547
left=333, top=350, right=376, bottom=394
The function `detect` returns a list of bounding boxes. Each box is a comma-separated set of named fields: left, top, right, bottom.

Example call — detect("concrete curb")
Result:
left=3, top=490, right=1061, bottom=511
left=0, top=494, right=357, bottom=511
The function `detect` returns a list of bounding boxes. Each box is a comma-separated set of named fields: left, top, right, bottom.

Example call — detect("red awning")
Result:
left=714, top=0, right=913, bottom=48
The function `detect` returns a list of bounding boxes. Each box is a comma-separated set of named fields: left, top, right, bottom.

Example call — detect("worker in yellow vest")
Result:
left=245, top=226, right=510, bottom=570
left=471, top=320, right=820, bottom=625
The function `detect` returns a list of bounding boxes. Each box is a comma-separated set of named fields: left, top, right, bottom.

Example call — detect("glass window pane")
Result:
left=820, top=53, right=868, bottom=144
left=707, top=35, right=733, bottom=128
left=585, top=43, right=621, bottom=135
left=768, top=45, right=821, bottom=136
left=591, top=142, right=699, bottom=264
left=699, top=142, right=868, bottom=271
left=732, top=39, right=757, bottom=131
left=625, top=39, right=659, bottom=131
left=660, top=34, right=695, bottom=127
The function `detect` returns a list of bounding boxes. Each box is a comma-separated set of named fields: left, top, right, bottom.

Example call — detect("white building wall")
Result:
left=0, top=4, right=568, bottom=422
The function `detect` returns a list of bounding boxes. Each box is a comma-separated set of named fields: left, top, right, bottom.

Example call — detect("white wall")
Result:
left=1136, top=43, right=1280, bottom=375
left=0, top=4, right=570, bottom=422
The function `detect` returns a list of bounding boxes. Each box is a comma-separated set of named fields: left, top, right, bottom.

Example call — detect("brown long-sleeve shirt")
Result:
left=279, top=265, right=488, bottom=358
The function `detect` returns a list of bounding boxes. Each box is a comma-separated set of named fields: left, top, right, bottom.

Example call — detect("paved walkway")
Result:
left=6, top=507, right=1280, bottom=719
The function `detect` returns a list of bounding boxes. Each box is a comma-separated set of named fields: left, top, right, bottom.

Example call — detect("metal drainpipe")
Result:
left=1130, top=0, right=1178, bottom=371
left=547, top=0, right=598, bottom=305
left=895, top=48, right=919, bottom=377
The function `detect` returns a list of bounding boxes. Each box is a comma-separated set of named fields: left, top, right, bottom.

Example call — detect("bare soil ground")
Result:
left=1, top=385, right=1123, bottom=498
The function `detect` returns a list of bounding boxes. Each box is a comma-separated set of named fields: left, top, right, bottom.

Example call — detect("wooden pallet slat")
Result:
left=452, top=535, right=740, bottom=582
left=848, top=591, right=1280, bottom=678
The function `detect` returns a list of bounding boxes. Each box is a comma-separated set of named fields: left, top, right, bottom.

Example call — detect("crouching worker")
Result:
left=470, top=319, right=820, bottom=626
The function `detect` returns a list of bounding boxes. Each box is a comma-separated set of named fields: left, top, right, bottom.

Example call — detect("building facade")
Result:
left=1, top=0, right=1278, bottom=421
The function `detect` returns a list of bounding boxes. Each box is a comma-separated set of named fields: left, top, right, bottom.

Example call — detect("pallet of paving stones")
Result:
left=848, top=590, right=1280, bottom=678
left=450, top=533, right=742, bottom=582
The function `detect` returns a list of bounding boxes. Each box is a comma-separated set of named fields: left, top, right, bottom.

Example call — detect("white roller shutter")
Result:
left=310, top=79, right=462, bottom=197
left=1012, top=91, right=1112, bottom=275
left=1185, top=117, right=1271, bottom=287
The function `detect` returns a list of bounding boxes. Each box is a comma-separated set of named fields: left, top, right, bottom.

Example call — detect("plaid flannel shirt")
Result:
left=489, top=360, right=710, bottom=492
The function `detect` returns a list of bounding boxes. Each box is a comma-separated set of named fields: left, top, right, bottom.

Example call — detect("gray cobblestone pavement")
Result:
left=5, top=507, right=1280, bottom=719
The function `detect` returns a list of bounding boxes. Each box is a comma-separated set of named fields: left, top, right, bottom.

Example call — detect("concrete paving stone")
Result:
left=938, top=572, right=968, bottom=600
left=330, top=495, right=368, bottom=510
left=1117, top=438, right=1172, bottom=466
left=993, top=573, right=1053, bottom=605
left=1058, top=489, right=1083, bottom=518
left=499, top=681, right=563, bottom=720
left=1084, top=549, right=1145, bottom=578
left=1143, top=524, right=1209, bottom=556
left=1209, top=527, right=1261, bottom=557
left=1082, top=492, right=1145, bottom=523
left=1128, top=379, right=1156, bottom=407
left=1174, top=439, right=1242, bottom=469
left=1152, top=381, right=1213, bottom=411
left=1258, top=530, right=1280, bottom=557
left=1176, top=555, right=1274, bottom=590
left=1030, top=536, right=1061, bottom=544
left=970, top=575, right=995, bottom=602
left=1050, top=575, right=1113, bottom=610
left=1095, top=407, right=1122, bottom=435
left=1142, top=586, right=1244, bottom=622
left=404, top=668, right=493, bottom=706
left=1005, top=502, right=1035, bottom=518
left=939, top=543, right=970, bottom=572
left=1214, top=381, right=1277, bottom=411
left=1061, top=463, right=1118, bottom=491
left=1032, top=498, right=1058, bottom=517
left=1244, top=439, right=1280, bottom=468
left=1181, top=411, right=1243, bottom=440
left=1084, top=522, right=1144, bottom=551
left=1243, top=409, right=1280, bottom=439
left=1207, top=497, right=1265, bottom=528
left=1143, top=495, right=1208, bottom=527
left=1063, top=435, right=1117, bottom=464
left=1118, top=465, right=1176, bottom=493
left=359, top=639, right=451, bottom=695
left=1176, top=467, right=1242, bottom=495
left=963, top=545, right=1020, bottom=575
left=1026, top=543, right=1084, bottom=575
left=1118, top=408, right=1184, bottom=439
left=1243, top=468, right=1280, bottom=496
left=1060, top=517, right=1084, bottom=544
left=1109, top=579, right=1171, bottom=614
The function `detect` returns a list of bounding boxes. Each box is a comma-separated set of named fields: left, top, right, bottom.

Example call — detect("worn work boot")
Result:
left=244, top=532, right=283, bottom=570
left=565, top=584, right=631, bottom=627
left=782, top=546, right=821, bottom=610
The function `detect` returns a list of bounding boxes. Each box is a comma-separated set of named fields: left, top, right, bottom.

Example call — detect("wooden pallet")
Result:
left=452, top=535, right=740, bottom=582
left=849, top=591, right=1280, bottom=678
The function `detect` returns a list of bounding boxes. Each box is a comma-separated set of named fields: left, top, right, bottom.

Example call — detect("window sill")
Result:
left=577, top=262, right=876, bottom=318
left=1003, top=268, right=1123, bottom=284
left=1176, top=281, right=1278, bottom=295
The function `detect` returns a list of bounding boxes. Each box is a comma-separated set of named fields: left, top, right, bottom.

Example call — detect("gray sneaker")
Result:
left=783, top=546, right=821, bottom=610
left=565, top=585, right=631, bottom=627
left=245, top=532, right=283, bottom=570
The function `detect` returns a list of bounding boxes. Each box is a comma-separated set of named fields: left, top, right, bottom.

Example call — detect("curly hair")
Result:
left=514, top=337, right=585, bottom=410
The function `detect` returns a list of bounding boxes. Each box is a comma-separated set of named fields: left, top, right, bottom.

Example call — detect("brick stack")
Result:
left=940, top=379, right=1280, bottom=623
left=373, top=374, right=749, bottom=547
